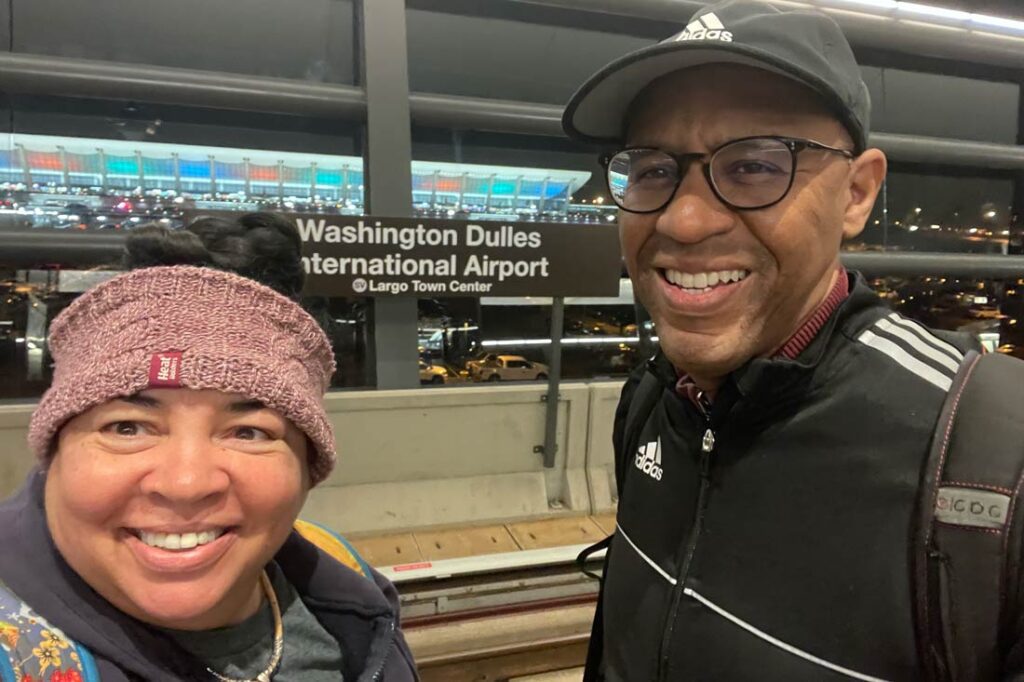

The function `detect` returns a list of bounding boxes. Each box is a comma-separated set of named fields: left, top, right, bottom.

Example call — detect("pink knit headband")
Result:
left=28, top=265, right=338, bottom=485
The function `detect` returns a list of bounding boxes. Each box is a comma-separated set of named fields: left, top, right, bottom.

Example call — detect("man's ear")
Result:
left=842, top=148, right=887, bottom=240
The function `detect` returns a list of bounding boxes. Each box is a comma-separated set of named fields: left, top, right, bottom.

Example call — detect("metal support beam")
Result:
left=243, top=158, right=252, bottom=197
left=357, top=0, right=419, bottom=390
left=0, top=1, right=11, bottom=54
left=1011, top=79, right=1024, bottom=256
left=58, top=147, right=70, bottom=187
left=0, top=52, right=367, bottom=120
left=874, top=133, right=1024, bottom=170
left=1013, top=175, right=1024, bottom=256
left=172, top=153, right=181, bottom=194
left=135, top=150, right=144, bottom=189
left=15, top=145, right=29, bottom=186
left=541, top=297, right=565, bottom=469
left=408, top=91, right=569, bottom=137
left=97, top=149, right=107, bottom=189
left=635, top=300, right=656, bottom=361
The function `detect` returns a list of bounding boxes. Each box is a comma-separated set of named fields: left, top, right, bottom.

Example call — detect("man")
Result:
left=562, top=0, right=1022, bottom=679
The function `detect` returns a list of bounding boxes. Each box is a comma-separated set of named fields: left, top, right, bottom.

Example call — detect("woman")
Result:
left=0, top=213, right=418, bottom=681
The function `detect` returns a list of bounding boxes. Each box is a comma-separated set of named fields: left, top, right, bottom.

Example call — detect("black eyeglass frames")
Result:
left=601, top=136, right=855, bottom=213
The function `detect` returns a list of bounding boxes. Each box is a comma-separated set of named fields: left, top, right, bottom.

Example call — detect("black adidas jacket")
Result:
left=596, top=273, right=1016, bottom=681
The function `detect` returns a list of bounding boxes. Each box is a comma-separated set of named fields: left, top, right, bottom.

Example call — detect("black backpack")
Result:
left=579, top=350, right=1024, bottom=681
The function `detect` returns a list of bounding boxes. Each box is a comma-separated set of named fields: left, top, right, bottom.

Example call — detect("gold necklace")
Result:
left=207, top=570, right=284, bottom=682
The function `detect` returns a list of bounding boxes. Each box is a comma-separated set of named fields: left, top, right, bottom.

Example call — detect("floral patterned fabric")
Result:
left=0, top=582, right=87, bottom=682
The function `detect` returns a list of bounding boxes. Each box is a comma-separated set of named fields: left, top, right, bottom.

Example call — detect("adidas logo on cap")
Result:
left=674, top=13, right=733, bottom=43
left=634, top=438, right=664, bottom=482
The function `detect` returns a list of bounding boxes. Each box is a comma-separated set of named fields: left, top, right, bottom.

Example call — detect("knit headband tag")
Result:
left=148, top=351, right=183, bottom=388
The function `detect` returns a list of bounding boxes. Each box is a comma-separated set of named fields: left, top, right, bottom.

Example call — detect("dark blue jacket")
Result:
left=0, top=470, right=419, bottom=681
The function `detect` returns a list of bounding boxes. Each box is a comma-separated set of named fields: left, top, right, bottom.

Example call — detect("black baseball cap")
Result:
left=562, top=0, right=871, bottom=152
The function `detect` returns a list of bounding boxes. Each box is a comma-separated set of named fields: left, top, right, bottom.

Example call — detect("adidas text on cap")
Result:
left=562, top=0, right=871, bottom=152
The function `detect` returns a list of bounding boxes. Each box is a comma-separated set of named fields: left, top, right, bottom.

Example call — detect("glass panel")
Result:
left=406, top=7, right=656, bottom=104
left=416, top=280, right=644, bottom=385
left=862, top=67, right=1019, bottom=145
left=0, top=131, right=371, bottom=229
left=852, top=171, right=1015, bottom=254
left=15, top=0, right=357, bottom=84
left=411, top=127, right=614, bottom=224
left=923, top=0, right=1023, bottom=18
left=871, top=275, right=1023, bottom=356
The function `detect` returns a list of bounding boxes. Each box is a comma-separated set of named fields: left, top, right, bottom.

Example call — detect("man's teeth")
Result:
left=664, top=268, right=748, bottom=290
left=138, top=529, right=225, bottom=550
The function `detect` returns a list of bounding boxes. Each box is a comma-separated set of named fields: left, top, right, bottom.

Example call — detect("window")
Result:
left=0, top=97, right=374, bottom=399
left=15, top=0, right=357, bottom=84
left=872, top=275, right=1023, bottom=357
left=854, top=171, right=1015, bottom=254
left=406, top=4, right=659, bottom=104
left=861, top=67, right=1019, bottom=145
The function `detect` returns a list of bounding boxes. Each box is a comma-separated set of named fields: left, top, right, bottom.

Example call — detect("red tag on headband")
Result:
left=148, top=351, right=183, bottom=387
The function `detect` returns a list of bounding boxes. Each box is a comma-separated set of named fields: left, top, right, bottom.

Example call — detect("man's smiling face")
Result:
left=620, top=64, right=882, bottom=385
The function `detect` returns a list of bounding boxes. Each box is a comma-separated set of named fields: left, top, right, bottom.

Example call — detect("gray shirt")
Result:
left=164, top=562, right=345, bottom=681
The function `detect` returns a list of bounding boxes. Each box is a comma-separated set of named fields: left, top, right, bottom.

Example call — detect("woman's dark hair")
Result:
left=123, top=212, right=305, bottom=301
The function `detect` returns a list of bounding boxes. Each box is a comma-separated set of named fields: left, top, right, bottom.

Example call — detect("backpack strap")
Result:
left=580, top=366, right=664, bottom=682
left=294, top=519, right=374, bottom=579
left=578, top=534, right=613, bottom=682
left=0, top=581, right=98, bottom=682
left=913, top=351, right=1024, bottom=680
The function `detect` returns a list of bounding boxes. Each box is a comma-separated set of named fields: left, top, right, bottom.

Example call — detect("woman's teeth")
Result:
left=138, top=529, right=225, bottom=551
left=664, top=268, right=749, bottom=291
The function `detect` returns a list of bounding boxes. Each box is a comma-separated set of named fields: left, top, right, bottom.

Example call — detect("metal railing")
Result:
left=3, top=227, right=1024, bottom=278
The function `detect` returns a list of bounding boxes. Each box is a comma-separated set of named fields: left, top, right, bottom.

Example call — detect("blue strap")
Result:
left=75, top=640, right=101, bottom=682
left=0, top=650, right=16, bottom=682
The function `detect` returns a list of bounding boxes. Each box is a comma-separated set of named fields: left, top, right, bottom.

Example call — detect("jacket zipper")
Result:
left=656, top=392, right=717, bottom=681
left=367, top=618, right=395, bottom=681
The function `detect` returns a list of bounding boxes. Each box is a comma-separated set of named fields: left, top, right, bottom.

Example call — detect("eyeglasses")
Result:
left=601, top=136, right=855, bottom=213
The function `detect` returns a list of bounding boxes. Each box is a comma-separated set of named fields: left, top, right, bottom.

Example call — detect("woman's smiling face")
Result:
left=44, top=388, right=309, bottom=631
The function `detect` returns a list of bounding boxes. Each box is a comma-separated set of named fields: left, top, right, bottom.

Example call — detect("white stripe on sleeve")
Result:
left=857, top=329, right=953, bottom=391
left=885, top=313, right=964, bottom=363
left=874, top=317, right=961, bottom=374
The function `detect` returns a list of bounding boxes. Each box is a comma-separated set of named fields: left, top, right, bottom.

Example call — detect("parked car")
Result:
left=464, top=351, right=500, bottom=375
left=419, top=361, right=469, bottom=385
left=473, top=355, right=549, bottom=382
left=419, top=360, right=448, bottom=384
